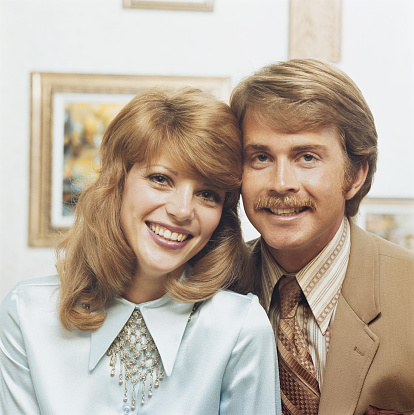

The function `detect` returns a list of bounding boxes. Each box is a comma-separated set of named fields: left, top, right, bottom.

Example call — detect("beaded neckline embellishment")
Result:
left=107, top=308, right=164, bottom=410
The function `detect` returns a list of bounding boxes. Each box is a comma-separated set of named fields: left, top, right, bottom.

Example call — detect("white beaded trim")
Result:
left=107, top=309, right=164, bottom=410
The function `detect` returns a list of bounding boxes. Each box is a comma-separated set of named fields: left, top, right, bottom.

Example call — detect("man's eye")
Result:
left=257, top=154, right=268, bottom=162
left=303, top=154, right=314, bottom=162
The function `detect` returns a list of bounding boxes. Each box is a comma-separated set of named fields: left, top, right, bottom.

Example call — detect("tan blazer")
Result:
left=251, top=220, right=414, bottom=414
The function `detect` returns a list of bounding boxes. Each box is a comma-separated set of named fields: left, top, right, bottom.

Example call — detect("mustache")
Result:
left=254, top=195, right=317, bottom=211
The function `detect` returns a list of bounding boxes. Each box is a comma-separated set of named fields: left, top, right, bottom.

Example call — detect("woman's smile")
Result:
left=120, top=152, right=225, bottom=289
left=147, top=221, right=192, bottom=243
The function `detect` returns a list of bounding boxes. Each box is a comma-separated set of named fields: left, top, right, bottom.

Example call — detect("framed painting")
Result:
left=29, top=72, right=231, bottom=247
left=123, top=0, right=214, bottom=12
left=356, top=198, right=414, bottom=251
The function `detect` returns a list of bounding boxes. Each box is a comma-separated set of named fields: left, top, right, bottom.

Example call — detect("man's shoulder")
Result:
left=350, top=222, right=414, bottom=264
left=349, top=223, right=414, bottom=294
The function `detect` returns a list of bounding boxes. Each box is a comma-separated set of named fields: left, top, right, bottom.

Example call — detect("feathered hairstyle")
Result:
left=56, top=87, right=251, bottom=331
left=230, top=58, right=378, bottom=217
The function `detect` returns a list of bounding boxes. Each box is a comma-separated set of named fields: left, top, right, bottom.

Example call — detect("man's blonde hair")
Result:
left=230, top=58, right=378, bottom=217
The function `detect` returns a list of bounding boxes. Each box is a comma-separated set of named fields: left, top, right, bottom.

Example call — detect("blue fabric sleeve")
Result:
left=0, top=285, right=42, bottom=415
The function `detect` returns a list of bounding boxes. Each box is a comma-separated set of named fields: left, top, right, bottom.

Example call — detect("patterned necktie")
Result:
left=276, top=277, right=320, bottom=415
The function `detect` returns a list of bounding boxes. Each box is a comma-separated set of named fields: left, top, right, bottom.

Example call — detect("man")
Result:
left=230, top=58, right=414, bottom=415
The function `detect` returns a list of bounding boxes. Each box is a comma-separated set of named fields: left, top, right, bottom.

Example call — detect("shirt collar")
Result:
left=261, top=216, right=351, bottom=334
left=89, top=269, right=194, bottom=376
left=296, top=217, right=350, bottom=334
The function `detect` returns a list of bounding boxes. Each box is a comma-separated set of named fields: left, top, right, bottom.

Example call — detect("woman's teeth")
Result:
left=149, top=223, right=189, bottom=242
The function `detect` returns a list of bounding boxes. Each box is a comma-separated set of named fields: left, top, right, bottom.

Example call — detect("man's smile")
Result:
left=268, top=206, right=308, bottom=216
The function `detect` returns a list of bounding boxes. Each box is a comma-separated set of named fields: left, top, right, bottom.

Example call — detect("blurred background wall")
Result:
left=1, top=0, right=414, bottom=300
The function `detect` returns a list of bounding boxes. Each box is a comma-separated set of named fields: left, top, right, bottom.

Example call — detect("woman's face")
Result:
left=120, top=152, right=225, bottom=289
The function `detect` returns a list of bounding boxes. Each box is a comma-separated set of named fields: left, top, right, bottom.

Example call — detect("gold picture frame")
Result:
left=356, top=198, right=414, bottom=251
left=123, top=0, right=214, bottom=12
left=29, top=72, right=231, bottom=247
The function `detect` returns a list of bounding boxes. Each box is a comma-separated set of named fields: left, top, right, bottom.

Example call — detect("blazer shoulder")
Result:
left=351, top=221, right=413, bottom=258
left=349, top=223, right=414, bottom=290
left=355, top=223, right=414, bottom=263
left=374, top=233, right=414, bottom=262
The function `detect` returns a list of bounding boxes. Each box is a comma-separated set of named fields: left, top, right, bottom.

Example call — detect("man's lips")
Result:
left=267, top=206, right=309, bottom=216
left=146, top=222, right=193, bottom=242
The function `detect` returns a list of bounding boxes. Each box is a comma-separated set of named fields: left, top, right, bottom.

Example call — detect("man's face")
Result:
left=241, top=110, right=364, bottom=272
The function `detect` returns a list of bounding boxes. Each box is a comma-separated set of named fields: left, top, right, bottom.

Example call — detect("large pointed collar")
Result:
left=89, top=280, right=194, bottom=376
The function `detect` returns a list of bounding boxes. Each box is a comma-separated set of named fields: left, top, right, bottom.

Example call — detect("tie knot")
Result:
left=279, top=278, right=303, bottom=319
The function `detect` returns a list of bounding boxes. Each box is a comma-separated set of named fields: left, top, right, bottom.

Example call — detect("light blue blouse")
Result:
left=0, top=275, right=281, bottom=414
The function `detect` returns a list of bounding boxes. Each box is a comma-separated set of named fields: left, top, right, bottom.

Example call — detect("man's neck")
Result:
left=266, top=218, right=346, bottom=273
left=268, top=245, right=326, bottom=274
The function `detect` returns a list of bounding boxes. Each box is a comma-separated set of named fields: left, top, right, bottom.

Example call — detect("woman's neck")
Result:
left=123, top=276, right=167, bottom=304
left=122, top=265, right=185, bottom=304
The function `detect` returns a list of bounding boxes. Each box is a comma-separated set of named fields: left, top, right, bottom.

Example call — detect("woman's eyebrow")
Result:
left=145, top=163, right=179, bottom=176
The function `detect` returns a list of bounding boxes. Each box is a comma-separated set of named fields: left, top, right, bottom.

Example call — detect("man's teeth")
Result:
left=149, top=223, right=189, bottom=242
left=269, top=207, right=303, bottom=216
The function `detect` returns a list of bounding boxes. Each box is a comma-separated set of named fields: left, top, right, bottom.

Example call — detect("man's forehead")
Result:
left=242, top=125, right=340, bottom=146
left=242, top=107, right=339, bottom=140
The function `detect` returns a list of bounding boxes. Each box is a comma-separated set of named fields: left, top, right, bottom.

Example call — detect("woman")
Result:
left=0, top=87, right=281, bottom=414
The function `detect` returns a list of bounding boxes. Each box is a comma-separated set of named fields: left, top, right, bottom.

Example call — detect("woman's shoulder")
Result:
left=7, top=275, right=60, bottom=293
left=207, top=290, right=264, bottom=309
left=1, top=275, right=60, bottom=317
left=208, top=290, right=258, bottom=308
left=198, top=290, right=272, bottom=335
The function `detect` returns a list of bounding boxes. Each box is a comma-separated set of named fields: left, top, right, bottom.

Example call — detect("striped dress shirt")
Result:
left=260, top=216, right=351, bottom=387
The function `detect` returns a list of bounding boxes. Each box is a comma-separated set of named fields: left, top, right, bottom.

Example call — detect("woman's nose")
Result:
left=165, top=186, right=195, bottom=222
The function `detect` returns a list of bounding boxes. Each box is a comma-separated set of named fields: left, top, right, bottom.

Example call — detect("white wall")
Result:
left=1, top=0, right=413, bottom=300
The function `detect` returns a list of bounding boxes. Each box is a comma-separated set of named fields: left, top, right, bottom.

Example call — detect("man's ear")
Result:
left=344, top=162, right=369, bottom=200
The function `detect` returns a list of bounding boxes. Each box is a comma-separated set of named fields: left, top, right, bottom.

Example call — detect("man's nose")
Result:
left=267, top=160, right=300, bottom=194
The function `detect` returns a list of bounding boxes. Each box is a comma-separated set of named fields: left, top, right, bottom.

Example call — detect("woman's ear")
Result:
left=344, top=162, right=369, bottom=200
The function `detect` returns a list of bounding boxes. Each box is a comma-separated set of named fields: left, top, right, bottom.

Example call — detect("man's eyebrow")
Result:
left=243, top=144, right=270, bottom=152
left=290, top=144, right=328, bottom=152
left=243, top=143, right=328, bottom=152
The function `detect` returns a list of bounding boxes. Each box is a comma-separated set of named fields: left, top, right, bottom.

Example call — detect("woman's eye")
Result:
left=149, top=174, right=169, bottom=186
left=200, top=191, right=221, bottom=203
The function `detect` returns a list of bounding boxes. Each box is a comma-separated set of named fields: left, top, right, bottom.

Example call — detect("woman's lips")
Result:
left=146, top=222, right=192, bottom=242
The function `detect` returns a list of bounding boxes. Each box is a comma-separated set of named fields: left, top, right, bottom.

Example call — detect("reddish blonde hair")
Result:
left=56, top=87, right=251, bottom=331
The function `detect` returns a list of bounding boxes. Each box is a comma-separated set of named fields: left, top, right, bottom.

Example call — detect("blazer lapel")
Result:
left=319, top=221, right=381, bottom=415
